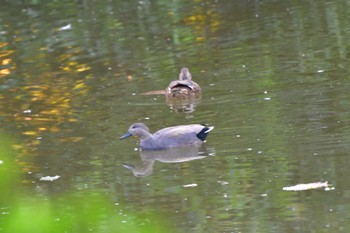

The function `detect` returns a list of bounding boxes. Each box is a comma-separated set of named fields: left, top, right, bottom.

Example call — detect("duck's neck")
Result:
left=139, top=135, right=158, bottom=150
left=179, top=70, right=192, bottom=81
left=139, top=132, right=152, bottom=140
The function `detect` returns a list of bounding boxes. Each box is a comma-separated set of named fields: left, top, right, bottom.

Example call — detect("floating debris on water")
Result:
left=183, top=183, right=198, bottom=188
left=39, top=175, right=60, bottom=182
left=283, top=181, right=332, bottom=191
left=58, top=24, right=71, bottom=31
left=23, top=109, right=32, bottom=113
left=217, top=180, right=229, bottom=185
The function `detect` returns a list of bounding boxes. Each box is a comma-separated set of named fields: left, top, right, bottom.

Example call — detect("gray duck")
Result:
left=120, top=122, right=213, bottom=150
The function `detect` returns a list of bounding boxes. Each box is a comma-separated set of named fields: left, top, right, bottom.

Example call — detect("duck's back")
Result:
left=151, top=124, right=205, bottom=149
left=166, top=80, right=201, bottom=98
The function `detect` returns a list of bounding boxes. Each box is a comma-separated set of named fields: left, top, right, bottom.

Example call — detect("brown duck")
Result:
left=166, top=67, right=201, bottom=99
left=141, top=67, right=201, bottom=99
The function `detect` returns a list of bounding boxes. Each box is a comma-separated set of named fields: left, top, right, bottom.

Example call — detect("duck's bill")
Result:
left=120, top=132, right=132, bottom=140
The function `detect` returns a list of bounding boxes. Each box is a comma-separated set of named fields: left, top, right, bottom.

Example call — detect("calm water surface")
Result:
left=1, top=0, right=350, bottom=232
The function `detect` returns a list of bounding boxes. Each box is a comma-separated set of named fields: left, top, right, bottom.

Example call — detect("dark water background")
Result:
left=1, top=0, right=350, bottom=232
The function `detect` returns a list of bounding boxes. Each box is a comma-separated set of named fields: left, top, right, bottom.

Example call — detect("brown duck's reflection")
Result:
left=166, top=97, right=201, bottom=114
left=123, top=145, right=214, bottom=177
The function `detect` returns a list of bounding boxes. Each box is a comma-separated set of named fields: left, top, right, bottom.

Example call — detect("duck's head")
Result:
left=179, top=67, right=192, bottom=81
left=120, top=123, right=150, bottom=140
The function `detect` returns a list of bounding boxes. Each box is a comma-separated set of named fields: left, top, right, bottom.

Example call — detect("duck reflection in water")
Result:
left=123, top=145, right=214, bottom=177
left=142, top=67, right=202, bottom=113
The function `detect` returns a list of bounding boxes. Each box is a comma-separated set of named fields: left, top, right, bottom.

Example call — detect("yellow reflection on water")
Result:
left=182, top=2, right=221, bottom=42
left=0, top=42, right=15, bottom=77
left=0, top=34, right=91, bottom=169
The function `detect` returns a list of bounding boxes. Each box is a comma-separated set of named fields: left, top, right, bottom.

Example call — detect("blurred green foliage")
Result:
left=0, top=133, right=170, bottom=233
left=3, top=193, right=166, bottom=233
left=0, top=134, right=19, bottom=205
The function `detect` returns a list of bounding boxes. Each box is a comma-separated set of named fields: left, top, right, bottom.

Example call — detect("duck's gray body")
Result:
left=120, top=123, right=214, bottom=150
left=139, top=124, right=209, bottom=150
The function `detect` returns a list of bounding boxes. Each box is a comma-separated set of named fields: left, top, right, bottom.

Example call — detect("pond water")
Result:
left=1, top=0, right=350, bottom=232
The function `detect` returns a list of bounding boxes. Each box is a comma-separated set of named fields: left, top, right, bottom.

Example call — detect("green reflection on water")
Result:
left=4, top=192, right=169, bottom=233
left=0, top=134, right=170, bottom=233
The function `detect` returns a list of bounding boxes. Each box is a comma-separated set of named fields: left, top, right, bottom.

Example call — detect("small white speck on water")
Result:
left=218, top=180, right=229, bottom=185
left=58, top=24, right=71, bottom=31
left=183, top=183, right=198, bottom=188
left=325, top=187, right=335, bottom=191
